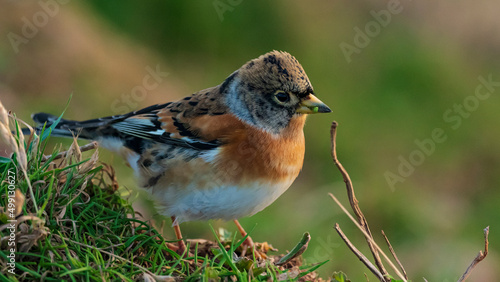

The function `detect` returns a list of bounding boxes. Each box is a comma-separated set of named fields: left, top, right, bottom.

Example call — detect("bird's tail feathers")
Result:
left=30, top=112, right=96, bottom=139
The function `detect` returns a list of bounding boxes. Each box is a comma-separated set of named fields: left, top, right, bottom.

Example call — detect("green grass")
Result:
left=0, top=105, right=328, bottom=281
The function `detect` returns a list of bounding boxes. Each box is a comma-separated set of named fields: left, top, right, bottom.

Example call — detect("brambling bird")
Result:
left=30, top=51, right=331, bottom=256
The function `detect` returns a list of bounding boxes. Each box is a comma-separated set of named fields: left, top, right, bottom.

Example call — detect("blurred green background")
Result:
left=1, top=1, right=499, bottom=280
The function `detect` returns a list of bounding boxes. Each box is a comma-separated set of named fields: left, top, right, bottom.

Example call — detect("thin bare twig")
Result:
left=329, top=121, right=389, bottom=280
left=329, top=193, right=406, bottom=281
left=335, top=223, right=385, bottom=281
left=381, top=230, right=408, bottom=280
left=42, top=141, right=98, bottom=162
left=458, top=226, right=489, bottom=282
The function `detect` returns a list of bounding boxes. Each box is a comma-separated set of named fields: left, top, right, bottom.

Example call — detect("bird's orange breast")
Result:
left=216, top=115, right=306, bottom=185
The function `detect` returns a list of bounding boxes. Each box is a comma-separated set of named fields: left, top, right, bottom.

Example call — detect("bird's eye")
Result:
left=273, top=90, right=290, bottom=104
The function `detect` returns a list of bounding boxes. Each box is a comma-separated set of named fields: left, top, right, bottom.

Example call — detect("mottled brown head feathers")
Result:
left=238, top=51, right=313, bottom=97
left=221, top=51, right=321, bottom=134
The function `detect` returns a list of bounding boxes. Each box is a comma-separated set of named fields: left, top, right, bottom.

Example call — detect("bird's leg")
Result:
left=168, top=216, right=187, bottom=255
left=233, top=219, right=254, bottom=247
left=233, top=219, right=267, bottom=259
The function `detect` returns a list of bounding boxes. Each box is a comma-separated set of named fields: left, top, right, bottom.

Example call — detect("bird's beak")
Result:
left=296, top=94, right=331, bottom=114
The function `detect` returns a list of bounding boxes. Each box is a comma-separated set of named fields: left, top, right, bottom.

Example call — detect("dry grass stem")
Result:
left=329, top=193, right=406, bottom=281
left=458, top=226, right=490, bottom=282
left=329, top=121, right=407, bottom=282
left=334, top=223, right=385, bottom=281
left=42, top=141, right=98, bottom=162
left=329, top=122, right=387, bottom=277
left=0, top=101, right=38, bottom=213
left=381, top=230, right=408, bottom=280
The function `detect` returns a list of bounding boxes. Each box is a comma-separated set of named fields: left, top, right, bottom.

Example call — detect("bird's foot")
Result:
left=239, top=237, right=276, bottom=260
left=166, top=240, right=188, bottom=256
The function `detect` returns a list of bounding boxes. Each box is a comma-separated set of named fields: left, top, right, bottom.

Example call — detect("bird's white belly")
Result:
left=152, top=178, right=295, bottom=224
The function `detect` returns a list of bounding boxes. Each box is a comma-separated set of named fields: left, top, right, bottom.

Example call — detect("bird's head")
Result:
left=222, top=51, right=331, bottom=134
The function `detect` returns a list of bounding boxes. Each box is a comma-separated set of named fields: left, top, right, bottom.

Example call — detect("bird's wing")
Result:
left=107, top=86, right=243, bottom=152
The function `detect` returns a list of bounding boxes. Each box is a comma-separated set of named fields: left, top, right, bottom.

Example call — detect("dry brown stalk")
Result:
left=329, top=121, right=389, bottom=280
left=329, top=120, right=490, bottom=281
left=458, top=226, right=489, bottom=282
left=381, top=230, right=408, bottom=280
left=42, top=141, right=98, bottom=162
left=329, top=193, right=406, bottom=281
left=334, top=223, right=385, bottom=281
